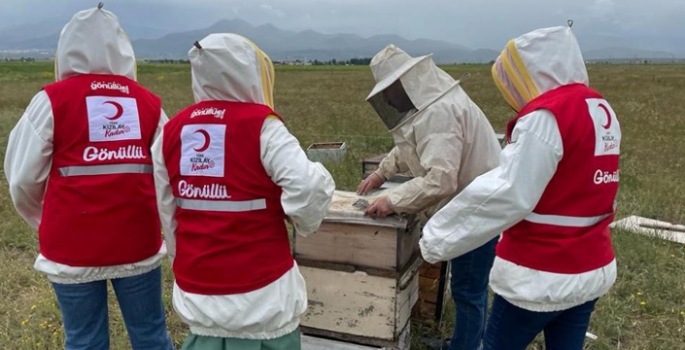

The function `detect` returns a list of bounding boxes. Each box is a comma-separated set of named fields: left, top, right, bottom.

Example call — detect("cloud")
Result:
left=259, top=4, right=285, bottom=18
left=589, top=0, right=619, bottom=25
left=0, top=0, right=682, bottom=53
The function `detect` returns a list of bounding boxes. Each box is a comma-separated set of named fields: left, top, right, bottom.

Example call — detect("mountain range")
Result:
left=0, top=18, right=682, bottom=63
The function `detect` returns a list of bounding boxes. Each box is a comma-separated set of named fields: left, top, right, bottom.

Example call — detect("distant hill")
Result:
left=0, top=18, right=64, bottom=50
left=132, top=19, right=498, bottom=63
left=0, top=18, right=499, bottom=63
left=1, top=18, right=682, bottom=63
left=0, top=17, right=171, bottom=51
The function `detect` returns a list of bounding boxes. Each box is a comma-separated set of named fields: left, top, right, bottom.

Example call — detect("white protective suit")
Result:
left=4, top=7, right=167, bottom=284
left=420, top=26, right=617, bottom=312
left=367, top=45, right=501, bottom=218
left=151, top=33, right=335, bottom=339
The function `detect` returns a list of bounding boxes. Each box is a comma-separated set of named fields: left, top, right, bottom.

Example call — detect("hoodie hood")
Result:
left=55, top=5, right=136, bottom=82
left=189, top=33, right=275, bottom=108
left=492, top=26, right=588, bottom=112
left=367, top=44, right=460, bottom=130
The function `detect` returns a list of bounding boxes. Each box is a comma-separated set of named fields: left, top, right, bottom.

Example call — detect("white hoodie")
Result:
left=151, top=33, right=335, bottom=339
left=4, top=6, right=167, bottom=284
left=420, top=26, right=617, bottom=312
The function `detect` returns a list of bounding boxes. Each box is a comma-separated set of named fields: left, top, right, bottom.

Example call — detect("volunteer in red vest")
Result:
left=151, top=33, right=335, bottom=350
left=420, top=25, right=621, bottom=350
left=4, top=5, right=173, bottom=350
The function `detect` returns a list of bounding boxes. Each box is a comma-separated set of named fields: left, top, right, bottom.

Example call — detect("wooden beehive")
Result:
left=413, top=261, right=451, bottom=325
left=299, top=258, right=419, bottom=348
left=307, top=142, right=347, bottom=163
left=294, top=190, right=420, bottom=347
left=295, top=191, right=420, bottom=272
left=302, top=325, right=410, bottom=350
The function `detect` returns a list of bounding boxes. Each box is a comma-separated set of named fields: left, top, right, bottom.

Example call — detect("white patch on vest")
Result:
left=180, top=124, right=226, bottom=177
left=86, top=96, right=142, bottom=142
left=83, top=145, right=146, bottom=162
left=177, top=180, right=231, bottom=199
left=586, top=98, right=621, bottom=156
left=593, top=169, right=620, bottom=185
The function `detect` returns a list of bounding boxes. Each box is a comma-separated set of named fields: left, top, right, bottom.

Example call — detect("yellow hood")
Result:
left=189, top=33, right=275, bottom=108
left=492, top=26, right=588, bottom=112
left=54, top=5, right=136, bottom=82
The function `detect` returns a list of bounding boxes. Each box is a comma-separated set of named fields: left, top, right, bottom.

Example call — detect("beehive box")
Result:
left=413, top=261, right=451, bottom=324
left=295, top=191, right=421, bottom=272
left=307, top=142, right=347, bottom=163
left=294, top=190, right=420, bottom=347
left=299, top=257, right=420, bottom=348
left=302, top=324, right=409, bottom=350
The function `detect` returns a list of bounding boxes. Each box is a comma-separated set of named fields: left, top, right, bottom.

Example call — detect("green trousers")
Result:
left=181, top=327, right=301, bottom=350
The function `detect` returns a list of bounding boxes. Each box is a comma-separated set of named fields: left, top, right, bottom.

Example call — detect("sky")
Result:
left=1, top=0, right=684, bottom=52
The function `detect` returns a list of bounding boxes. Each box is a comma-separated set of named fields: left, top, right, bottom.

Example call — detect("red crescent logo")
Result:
left=103, top=101, right=124, bottom=121
left=193, top=129, right=211, bottom=152
left=598, top=103, right=612, bottom=130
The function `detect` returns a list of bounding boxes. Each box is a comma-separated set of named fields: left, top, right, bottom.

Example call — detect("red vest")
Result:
left=40, top=74, right=162, bottom=266
left=163, top=100, right=293, bottom=295
left=498, top=84, right=620, bottom=274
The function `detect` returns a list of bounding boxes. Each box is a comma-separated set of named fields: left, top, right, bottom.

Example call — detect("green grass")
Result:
left=0, top=61, right=684, bottom=349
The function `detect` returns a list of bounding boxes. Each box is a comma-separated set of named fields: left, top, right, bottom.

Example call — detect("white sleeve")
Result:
left=4, top=91, right=54, bottom=230
left=154, top=109, right=169, bottom=142
left=151, top=130, right=178, bottom=262
left=419, top=110, right=564, bottom=264
left=260, top=117, right=335, bottom=237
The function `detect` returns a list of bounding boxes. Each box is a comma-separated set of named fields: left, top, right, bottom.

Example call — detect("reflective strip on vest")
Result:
left=175, top=198, right=267, bottom=212
left=59, top=164, right=152, bottom=176
left=525, top=212, right=613, bottom=227
left=525, top=201, right=617, bottom=227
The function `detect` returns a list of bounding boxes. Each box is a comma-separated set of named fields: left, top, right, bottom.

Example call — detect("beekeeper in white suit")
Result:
left=5, top=4, right=173, bottom=350
left=420, top=25, right=621, bottom=350
left=357, top=45, right=501, bottom=350
left=151, top=33, right=334, bottom=350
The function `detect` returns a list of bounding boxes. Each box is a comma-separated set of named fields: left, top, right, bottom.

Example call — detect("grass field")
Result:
left=0, top=61, right=684, bottom=349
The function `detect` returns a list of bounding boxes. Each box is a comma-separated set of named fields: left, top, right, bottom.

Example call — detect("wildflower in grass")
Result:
left=21, top=319, right=29, bottom=326
left=31, top=304, right=37, bottom=310
left=637, top=292, right=643, bottom=296
left=640, top=301, right=646, bottom=306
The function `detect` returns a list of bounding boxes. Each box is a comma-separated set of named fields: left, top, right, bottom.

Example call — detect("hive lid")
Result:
left=325, top=190, right=411, bottom=229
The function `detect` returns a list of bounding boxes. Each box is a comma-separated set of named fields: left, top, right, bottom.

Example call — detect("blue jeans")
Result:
left=51, top=266, right=173, bottom=350
left=449, top=236, right=498, bottom=350
left=483, top=295, right=598, bottom=350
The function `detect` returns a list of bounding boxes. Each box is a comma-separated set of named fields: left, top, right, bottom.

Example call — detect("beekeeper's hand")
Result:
left=365, top=196, right=395, bottom=219
left=357, top=173, right=384, bottom=195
